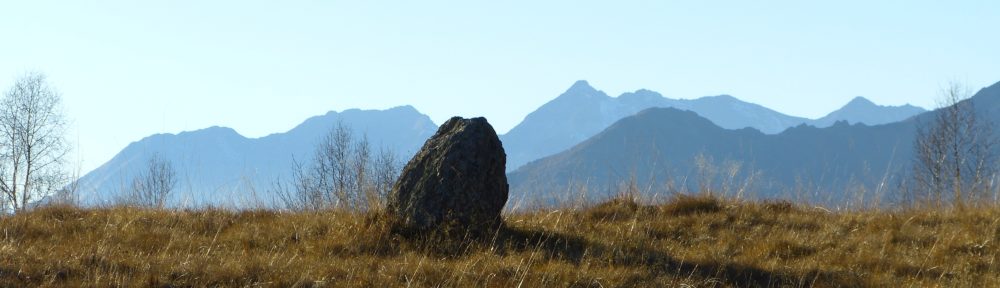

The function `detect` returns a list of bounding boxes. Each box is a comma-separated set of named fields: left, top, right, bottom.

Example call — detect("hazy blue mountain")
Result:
left=507, top=81, right=1000, bottom=207
left=500, top=81, right=922, bottom=172
left=500, top=81, right=808, bottom=172
left=506, top=108, right=913, bottom=207
left=810, top=96, right=925, bottom=127
left=74, top=106, right=437, bottom=207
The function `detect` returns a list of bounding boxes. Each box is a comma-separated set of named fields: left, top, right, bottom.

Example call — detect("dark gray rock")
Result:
left=388, top=117, right=508, bottom=236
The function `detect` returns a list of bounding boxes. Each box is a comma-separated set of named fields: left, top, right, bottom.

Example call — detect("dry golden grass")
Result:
left=1, top=195, right=998, bottom=287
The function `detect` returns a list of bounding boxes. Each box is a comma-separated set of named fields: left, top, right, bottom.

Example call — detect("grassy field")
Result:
left=0, top=195, right=997, bottom=287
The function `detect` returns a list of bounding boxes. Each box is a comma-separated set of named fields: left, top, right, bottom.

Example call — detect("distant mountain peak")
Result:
left=811, top=96, right=926, bottom=128
left=389, top=105, right=419, bottom=113
left=564, top=80, right=599, bottom=94
left=704, top=94, right=738, bottom=101
left=619, top=89, right=663, bottom=101
left=845, top=96, right=876, bottom=107
left=548, top=80, right=607, bottom=104
left=177, top=126, right=242, bottom=138
left=569, top=79, right=593, bottom=89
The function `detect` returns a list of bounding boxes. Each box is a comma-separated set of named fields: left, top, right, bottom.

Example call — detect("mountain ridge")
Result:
left=74, top=81, right=942, bottom=207
left=500, top=80, right=925, bottom=171
left=75, top=105, right=438, bottom=207
left=811, top=96, right=926, bottom=127
left=507, top=80, right=1000, bottom=206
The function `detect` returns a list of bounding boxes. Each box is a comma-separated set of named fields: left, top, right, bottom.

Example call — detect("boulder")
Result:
left=388, top=117, right=508, bottom=236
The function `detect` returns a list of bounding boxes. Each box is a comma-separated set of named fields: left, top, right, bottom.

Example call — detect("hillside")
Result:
left=2, top=196, right=997, bottom=287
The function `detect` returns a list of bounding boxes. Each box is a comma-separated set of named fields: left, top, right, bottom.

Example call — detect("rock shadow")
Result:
left=493, top=226, right=864, bottom=288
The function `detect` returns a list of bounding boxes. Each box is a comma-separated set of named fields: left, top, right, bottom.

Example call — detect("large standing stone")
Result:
left=388, top=117, right=508, bottom=236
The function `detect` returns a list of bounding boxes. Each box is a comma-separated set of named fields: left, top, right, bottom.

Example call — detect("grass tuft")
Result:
left=661, top=194, right=723, bottom=216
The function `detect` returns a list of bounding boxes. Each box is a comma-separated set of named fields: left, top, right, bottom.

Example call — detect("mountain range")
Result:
left=74, top=106, right=437, bottom=206
left=501, top=81, right=925, bottom=171
left=73, top=81, right=933, bottom=207
left=507, top=81, right=1000, bottom=207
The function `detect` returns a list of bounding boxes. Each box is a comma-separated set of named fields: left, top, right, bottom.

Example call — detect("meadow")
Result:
left=1, top=194, right=997, bottom=287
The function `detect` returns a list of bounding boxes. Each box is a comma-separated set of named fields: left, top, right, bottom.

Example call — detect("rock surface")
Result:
left=388, top=117, right=509, bottom=236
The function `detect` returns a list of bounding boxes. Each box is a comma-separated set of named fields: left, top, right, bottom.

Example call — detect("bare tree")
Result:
left=331, top=122, right=352, bottom=207
left=125, top=154, right=177, bottom=208
left=0, top=72, right=69, bottom=212
left=309, top=120, right=353, bottom=208
left=371, top=147, right=400, bottom=211
left=273, top=158, right=318, bottom=211
left=351, top=133, right=371, bottom=210
left=272, top=121, right=401, bottom=211
left=912, top=83, right=998, bottom=208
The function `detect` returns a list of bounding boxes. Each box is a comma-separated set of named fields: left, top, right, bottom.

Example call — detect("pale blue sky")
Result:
left=1, top=1, right=998, bottom=174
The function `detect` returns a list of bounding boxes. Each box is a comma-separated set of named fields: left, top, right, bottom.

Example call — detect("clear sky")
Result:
left=1, top=1, right=999, bottom=174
